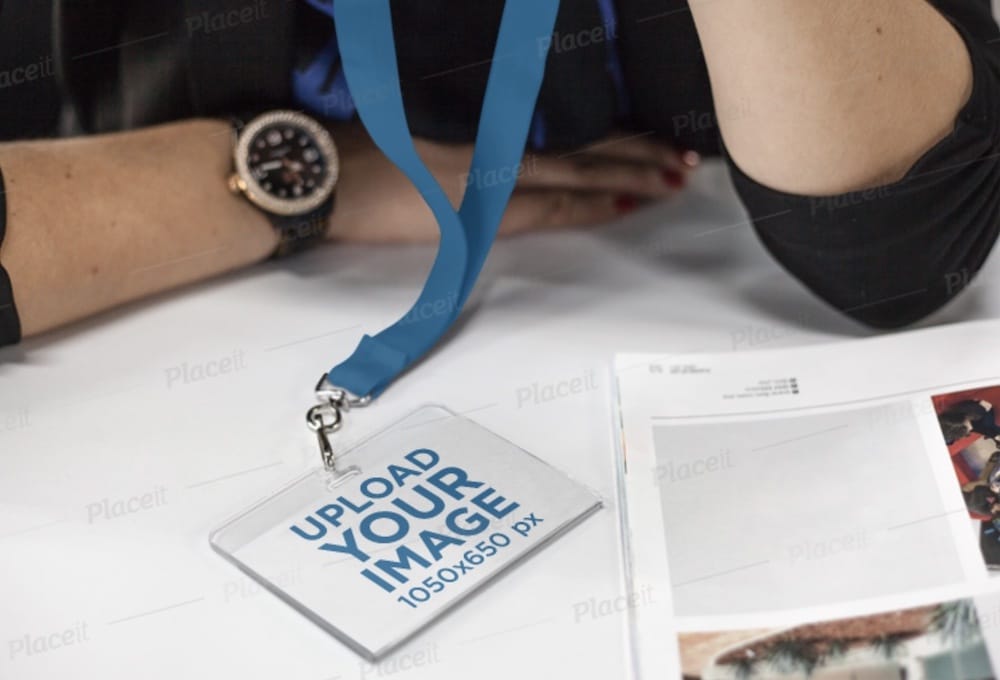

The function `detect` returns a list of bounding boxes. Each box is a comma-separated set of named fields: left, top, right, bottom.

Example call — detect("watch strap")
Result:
left=270, top=195, right=335, bottom=259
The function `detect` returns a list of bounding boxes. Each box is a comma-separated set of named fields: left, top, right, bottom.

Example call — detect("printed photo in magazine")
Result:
left=679, top=597, right=995, bottom=680
left=933, top=388, right=1000, bottom=574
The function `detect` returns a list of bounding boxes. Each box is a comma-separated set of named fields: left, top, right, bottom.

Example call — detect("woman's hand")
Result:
left=328, top=122, right=699, bottom=243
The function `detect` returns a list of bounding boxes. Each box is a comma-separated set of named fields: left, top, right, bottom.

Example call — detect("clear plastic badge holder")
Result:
left=210, top=405, right=602, bottom=660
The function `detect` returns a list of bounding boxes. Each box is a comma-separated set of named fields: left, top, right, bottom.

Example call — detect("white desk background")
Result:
left=2, top=161, right=999, bottom=680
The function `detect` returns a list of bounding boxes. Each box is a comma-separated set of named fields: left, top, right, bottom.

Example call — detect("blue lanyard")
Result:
left=327, top=0, right=560, bottom=399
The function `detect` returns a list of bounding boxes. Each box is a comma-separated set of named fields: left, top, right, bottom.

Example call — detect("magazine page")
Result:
left=614, top=319, right=1000, bottom=680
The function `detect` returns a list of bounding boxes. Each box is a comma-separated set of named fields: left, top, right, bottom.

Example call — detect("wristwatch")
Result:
left=228, top=110, right=339, bottom=257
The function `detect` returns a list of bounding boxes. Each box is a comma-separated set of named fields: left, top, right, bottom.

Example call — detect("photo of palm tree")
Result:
left=680, top=599, right=994, bottom=680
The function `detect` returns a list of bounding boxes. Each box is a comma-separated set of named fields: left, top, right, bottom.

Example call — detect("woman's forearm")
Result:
left=689, top=0, right=974, bottom=195
left=0, top=119, right=279, bottom=337
left=0, top=115, right=697, bottom=340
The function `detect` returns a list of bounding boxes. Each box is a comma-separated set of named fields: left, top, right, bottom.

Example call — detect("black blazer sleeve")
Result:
left=55, top=0, right=298, bottom=133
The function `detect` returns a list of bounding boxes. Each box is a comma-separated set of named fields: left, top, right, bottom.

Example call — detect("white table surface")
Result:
left=2, top=161, right=999, bottom=680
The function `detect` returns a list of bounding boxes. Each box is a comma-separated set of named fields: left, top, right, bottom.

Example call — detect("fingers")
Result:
left=518, top=132, right=700, bottom=199
left=568, top=131, right=700, bottom=170
left=498, top=190, right=628, bottom=237
left=519, top=153, right=688, bottom=198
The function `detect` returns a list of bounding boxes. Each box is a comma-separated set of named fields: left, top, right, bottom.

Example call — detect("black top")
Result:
left=2, top=0, right=994, bottom=150
left=0, top=168, right=18, bottom=343
left=0, top=0, right=726, bottom=151
left=0, top=0, right=60, bottom=139
left=0, top=0, right=1000, bottom=153
left=0, top=0, right=1000, bottom=154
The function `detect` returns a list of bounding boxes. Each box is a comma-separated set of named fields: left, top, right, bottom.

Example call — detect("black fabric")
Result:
left=527, top=0, right=618, bottom=150
left=615, top=0, right=720, bottom=155
left=54, top=0, right=130, bottom=133
left=0, top=0, right=61, bottom=140
left=729, top=9, right=1000, bottom=329
left=182, top=0, right=295, bottom=117
left=54, top=0, right=297, bottom=133
left=0, top=168, right=21, bottom=346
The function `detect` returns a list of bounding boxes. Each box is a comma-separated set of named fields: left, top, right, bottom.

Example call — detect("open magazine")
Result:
left=613, top=320, right=1000, bottom=680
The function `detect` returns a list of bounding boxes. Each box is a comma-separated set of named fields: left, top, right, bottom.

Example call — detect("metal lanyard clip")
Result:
left=306, top=374, right=371, bottom=471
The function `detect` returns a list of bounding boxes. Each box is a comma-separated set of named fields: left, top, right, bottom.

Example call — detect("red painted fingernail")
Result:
left=662, top=168, right=686, bottom=189
left=615, top=195, right=638, bottom=214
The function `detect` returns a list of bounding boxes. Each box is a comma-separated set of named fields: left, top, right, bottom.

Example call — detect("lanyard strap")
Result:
left=326, top=0, right=560, bottom=399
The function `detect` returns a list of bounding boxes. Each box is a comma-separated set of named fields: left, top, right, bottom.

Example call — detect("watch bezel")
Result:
left=234, top=110, right=339, bottom=216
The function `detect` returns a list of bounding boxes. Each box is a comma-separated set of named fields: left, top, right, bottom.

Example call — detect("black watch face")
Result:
left=248, top=123, right=327, bottom=200
left=235, top=111, right=339, bottom=216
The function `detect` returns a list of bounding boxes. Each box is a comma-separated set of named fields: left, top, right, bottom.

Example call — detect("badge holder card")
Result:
left=210, top=405, right=602, bottom=660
